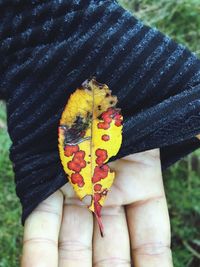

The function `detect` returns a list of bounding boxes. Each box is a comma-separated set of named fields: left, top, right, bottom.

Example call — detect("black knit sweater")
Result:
left=0, top=0, right=200, bottom=224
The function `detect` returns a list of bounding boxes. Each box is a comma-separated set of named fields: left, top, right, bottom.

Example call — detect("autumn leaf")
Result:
left=58, top=77, right=123, bottom=236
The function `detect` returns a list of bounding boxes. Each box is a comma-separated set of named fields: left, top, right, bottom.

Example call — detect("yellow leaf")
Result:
left=58, top=77, right=123, bottom=236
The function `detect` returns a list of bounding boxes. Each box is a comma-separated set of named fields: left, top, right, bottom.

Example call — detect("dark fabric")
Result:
left=0, top=0, right=200, bottom=224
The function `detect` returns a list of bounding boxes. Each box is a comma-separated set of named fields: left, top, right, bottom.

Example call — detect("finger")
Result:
left=126, top=150, right=173, bottom=267
left=58, top=183, right=93, bottom=267
left=21, top=190, right=63, bottom=267
left=105, top=148, right=167, bottom=207
left=93, top=205, right=131, bottom=267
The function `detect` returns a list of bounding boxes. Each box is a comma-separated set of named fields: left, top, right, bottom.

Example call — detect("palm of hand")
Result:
left=22, top=148, right=173, bottom=267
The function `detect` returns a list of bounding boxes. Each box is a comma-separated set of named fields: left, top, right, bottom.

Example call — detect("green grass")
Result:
left=0, top=1, right=200, bottom=266
left=0, top=102, right=23, bottom=267
left=164, top=157, right=200, bottom=267
left=118, top=0, right=200, bottom=55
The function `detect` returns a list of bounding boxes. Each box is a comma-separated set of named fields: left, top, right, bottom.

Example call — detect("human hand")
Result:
left=21, top=148, right=173, bottom=267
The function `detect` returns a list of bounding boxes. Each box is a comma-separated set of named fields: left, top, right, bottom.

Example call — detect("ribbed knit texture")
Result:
left=0, top=0, right=200, bottom=224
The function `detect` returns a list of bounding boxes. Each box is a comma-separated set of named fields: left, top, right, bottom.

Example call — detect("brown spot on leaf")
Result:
left=92, top=79, right=104, bottom=89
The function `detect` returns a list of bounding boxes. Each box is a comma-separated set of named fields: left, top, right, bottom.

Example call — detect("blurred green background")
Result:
left=0, top=0, right=200, bottom=266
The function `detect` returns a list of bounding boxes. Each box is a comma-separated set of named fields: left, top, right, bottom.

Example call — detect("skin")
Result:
left=21, top=148, right=173, bottom=267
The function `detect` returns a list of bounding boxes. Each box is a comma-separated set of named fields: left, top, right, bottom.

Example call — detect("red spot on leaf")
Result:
left=75, top=150, right=85, bottom=158
left=97, top=107, right=113, bottom=130
left=67, top=150, right=86, bottom=172
left=101, top=134, right=110, bottom=141
left=92, top=165, right=109, bottom=183
left=97, top=107, right=122, bottom=129
left=114, top=113, right=123, bottom=127
left=95, top=148, right=108, bottom=165
left=94, top=184, right=102, bottom=191
left=71, top=173, right=84, bottom=187
left=64, top=145, right=79, bottom=157
left=97, top=121, right=110, bottom=130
